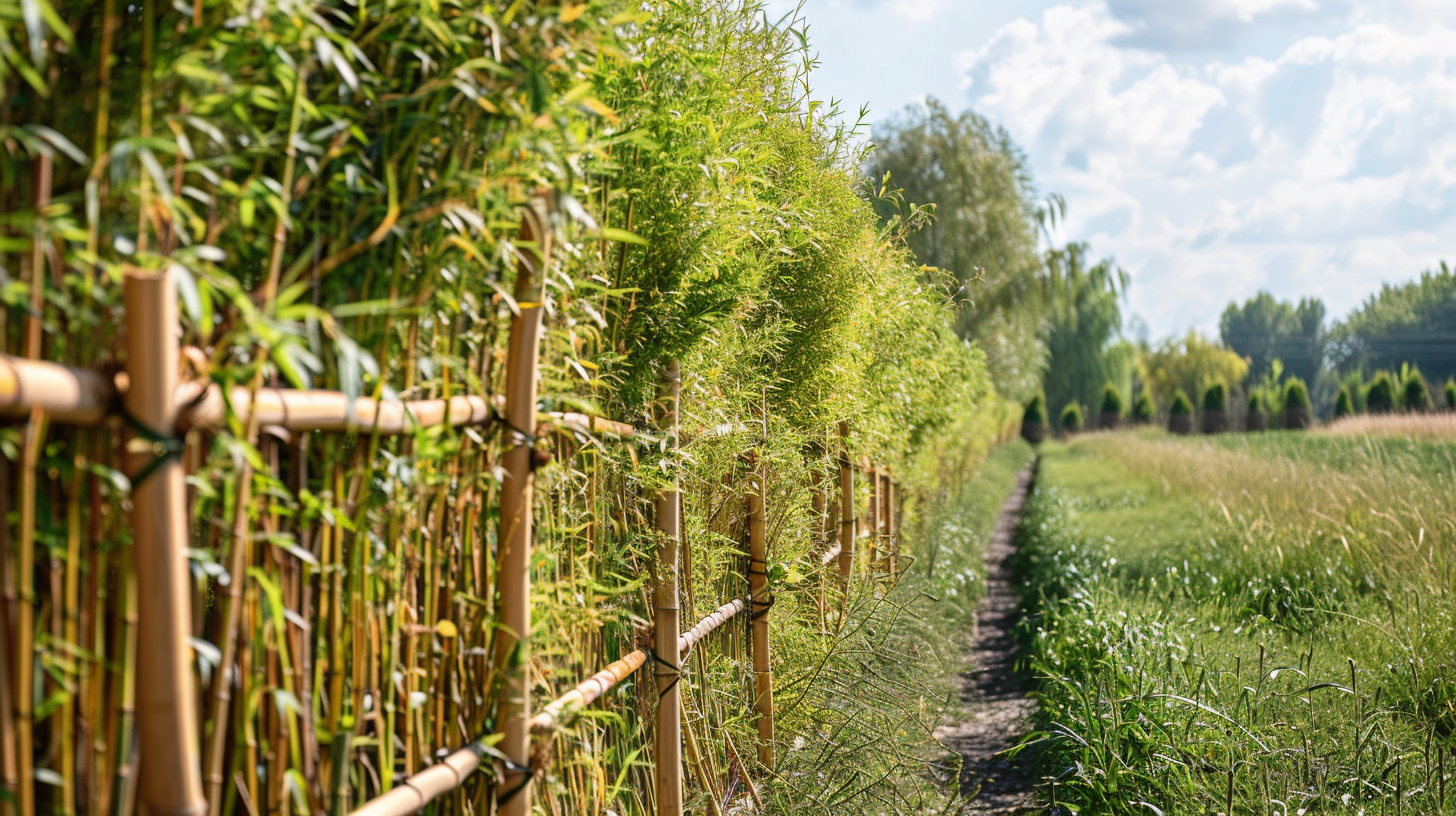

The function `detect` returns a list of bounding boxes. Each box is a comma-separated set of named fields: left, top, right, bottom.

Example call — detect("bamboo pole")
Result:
left=347, top=599, right=747, bottom=816
left=865, top=464, right=878, bottom=574
left=124, top=269, right=207, bottom=816
left=494, top=196, right=551, bottom=816
left=15, top=408, right=45, bottom=816
left=746, top=450, right=773, bottom=769
left=654, top=359, right=683, bottom=816
left=0, top=356, right=113, bottom=424
left=0, top=352, right=635, bottom=438
left=836, top=422, right=854, bottom=602
left=882, top=473, right=897, bottom=574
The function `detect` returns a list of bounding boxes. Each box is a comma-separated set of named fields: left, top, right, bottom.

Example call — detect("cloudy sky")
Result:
left=763, top=0, right=1456, bottom=339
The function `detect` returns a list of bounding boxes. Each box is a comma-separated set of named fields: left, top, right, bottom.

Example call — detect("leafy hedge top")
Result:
left=1202, top=381, right=1227, bottom=412
left=1334, top=386, right=1354, bottom=418
left=1446, top=379, right=1456, bottom=410
left=1061, top=402, right=1084, bottom=430
left=1284, top=377, right=1312, bottom=411
left=1170, top=390, right=1193, bottom=415
left=1024, top=394, right=1047, bottom=424
left=1367, top=373, right=1398, bottom=413
left=1403, top=372, right=1432, bottom=412
left=1101, top=383, right=1123, bottom=415
left=1133, top=392, right=1155, bottom=421
left=1248, top=392, right=1266, bottom=413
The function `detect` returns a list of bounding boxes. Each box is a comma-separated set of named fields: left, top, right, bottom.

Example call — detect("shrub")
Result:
left=1101, top=383, right=1124, bottom=416
left=1202, top=381, right=1227, bottom=412
left=1403, top=371, right=1433, bottom=412
left=1133, top=392, right=1156, bottom=423
left=1334, top=386, right=1354, bottom=419
left=1447, top=379, right=1456, bottom=411
left=1284, top=378, right=1312, bottom=411
left=1248, top=393, right=1267, bottom=414
left=1366, top=373, right=1398, bottom=413
left=1170, top=390, right=1193, bottom=415
left=1024, top=395, right=1047, bottom=424
left=1061, top=402, right=1085, bottom=432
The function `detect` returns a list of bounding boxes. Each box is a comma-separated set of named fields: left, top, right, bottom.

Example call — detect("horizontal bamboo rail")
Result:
left=531, top=598, right=746, bottom=733
left=0, top=353, right=636, bottom=437
left=348, top=599, right=748, bottom=816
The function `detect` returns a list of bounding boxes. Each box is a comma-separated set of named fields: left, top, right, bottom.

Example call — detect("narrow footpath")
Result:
left=936, top=462, right=1038, bottom=813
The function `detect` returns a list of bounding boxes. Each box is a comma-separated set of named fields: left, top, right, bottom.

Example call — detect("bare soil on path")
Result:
left=936, top=462, right=1039, bottom=814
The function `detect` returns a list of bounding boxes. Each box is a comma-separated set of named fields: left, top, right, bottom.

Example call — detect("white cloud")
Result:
left=956, top=2, right=1456, bottom=336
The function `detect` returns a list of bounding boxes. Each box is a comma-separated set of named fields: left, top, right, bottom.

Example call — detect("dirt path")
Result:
left=936, top=462, right=1038, bottom=813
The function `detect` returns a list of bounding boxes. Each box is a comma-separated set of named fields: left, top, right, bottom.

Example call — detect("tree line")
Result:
left=869, top=100, right=1456, bottom=427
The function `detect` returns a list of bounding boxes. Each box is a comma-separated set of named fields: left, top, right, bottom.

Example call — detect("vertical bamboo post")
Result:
left=653, top=359, right=683, bottom=816
left=746, top=446, right=774, bottom=768
left=836, top=422, right=854, bottom=603
left=495, top=196, right=552, bottom=816
left=123, top=269, right=207, bottom=816
left=865, top=465, right=879, bottom=573
left=881, top=470, right=895, bottom=574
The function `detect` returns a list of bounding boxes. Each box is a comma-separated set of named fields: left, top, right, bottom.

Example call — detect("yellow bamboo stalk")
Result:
left=882, top=473, right=897, bottom=574
left=836, top=422, right=854, bottom=602
left=348, top=599, right=747, bottom=816
left=15, top=408, right=45, bottom=816
left=746, top=451, right=773, bottom=769
left=865, top=464, right=878, bottom=573
left=123, top=269, right=207, bottom=816
left=654, top=359, right=683, bottom=816
left=0, top=357, right=113, bottom=425
left=494, top=196, right=552, bottom=816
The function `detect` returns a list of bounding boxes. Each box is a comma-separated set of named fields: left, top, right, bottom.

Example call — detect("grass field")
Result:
left=1017, top=431, right=1456, bottom=814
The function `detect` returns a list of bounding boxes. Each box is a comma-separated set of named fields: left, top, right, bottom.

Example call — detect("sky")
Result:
left=763, top=0, right=1456, bottom=339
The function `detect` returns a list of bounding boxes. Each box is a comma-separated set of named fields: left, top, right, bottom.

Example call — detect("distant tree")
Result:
left=1042, top=244, right=1133, bottom=424
left=1061, top=402, right=1084, bottom=433
left=1132, top=392, right=1156, bottom=424
left=1170, top=390, right=1193, bottom=415
left=1284, top=378, right=1312, bottom=429
left=1334, top=386, right=1354, bottom=419
left=1329, top=263, right=1456, bottom=387
left=1220, top=292, right=1325, bottom=386
left=1366, top=373, right=1397, bottom=414
left=1101, top=383, right=1124, bottom=415
left=1402, top=368, right=1433, bottom=412
left=868, top=98, right=1047, bottom=401
left=1137, top=331, right=1249, bottom=409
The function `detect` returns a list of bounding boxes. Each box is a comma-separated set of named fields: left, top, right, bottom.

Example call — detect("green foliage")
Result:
left=1138, top=331, right=1249, bottom=410
left=1334, top=385, right=1354, bottom=418
left=1220, top=291, right=1325, bottom=386
left=1061, top=402, right=1084, bottom=432
left=1248, top=392, right=1266, bottom=414
left=1366, top=372, right=1398, bottom=413
left=1169, top=389, right=1193, bottom=416
left=1283, top=377, right=1311, bottom=411
left=1202, top=381, right=1227, bottom=412
left=1024, top=394, right=1047, bottom=424
left=1446, top=378, right=1456, bottom=410
left=1100, top=383, right=1123, bottom=415
left=1132, top=392, right=1156, bottom=423
left=2, top=1, right=1009, bottom=814
left=1042, top=244, right=1133, bottom=423
left=866, top=98, right=1046, bottom=401
left=1329, top=261, right=1456, bottom=387
left=1402, top=367, right=1433, bottom=412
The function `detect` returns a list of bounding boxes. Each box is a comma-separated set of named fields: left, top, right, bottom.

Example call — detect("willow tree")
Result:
left=865, top=98, right=1046, bottom=402
left=1041, top=244, right=1132, bottom=429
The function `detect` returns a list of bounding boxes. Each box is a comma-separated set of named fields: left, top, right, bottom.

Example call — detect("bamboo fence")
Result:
left=0, top=211, right=906, bottom=816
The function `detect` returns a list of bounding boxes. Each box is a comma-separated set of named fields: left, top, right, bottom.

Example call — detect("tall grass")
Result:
left=1017, top=434, right=1456, bottom=813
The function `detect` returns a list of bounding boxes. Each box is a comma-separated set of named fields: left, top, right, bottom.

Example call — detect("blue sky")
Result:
left=765, top=0, right=1456, bottom=339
